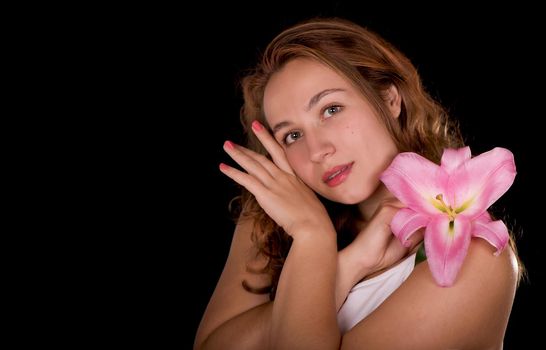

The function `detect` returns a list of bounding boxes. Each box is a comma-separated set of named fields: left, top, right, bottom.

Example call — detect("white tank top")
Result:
left=337, top=253, right=417, bottom=333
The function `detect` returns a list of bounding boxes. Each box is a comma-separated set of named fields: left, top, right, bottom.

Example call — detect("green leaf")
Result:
left=415, top=242, right=427, bottom=264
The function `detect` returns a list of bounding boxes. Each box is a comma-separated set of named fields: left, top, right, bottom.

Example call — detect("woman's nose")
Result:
left=307, top=132, right=335, bottom=163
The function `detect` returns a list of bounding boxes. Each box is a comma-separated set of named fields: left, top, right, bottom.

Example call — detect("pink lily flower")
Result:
left=380, top=147, right=516, bottom=286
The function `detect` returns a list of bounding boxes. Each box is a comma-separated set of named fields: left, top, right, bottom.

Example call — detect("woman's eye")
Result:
left=323, top=105, right=342, bottom=118
left=284, top=131, right=302, bottom=145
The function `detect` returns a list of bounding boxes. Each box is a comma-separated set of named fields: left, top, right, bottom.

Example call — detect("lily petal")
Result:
left=472, top=212, right=509, bottom=255
left=381, top=152, right=449, bottom=215
left=441, top=146, right=471, bottom=174
left=391, top=208, right=430, bottom=247
left=425, top=215, right=472, bottom=287
left=447, top=147, right=516, bottom=218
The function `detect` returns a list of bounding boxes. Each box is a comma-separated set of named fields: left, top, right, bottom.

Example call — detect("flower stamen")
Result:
left=435, top=194, right=456, bottom=221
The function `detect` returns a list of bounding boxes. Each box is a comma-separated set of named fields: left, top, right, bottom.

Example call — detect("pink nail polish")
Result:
left=224, top=140, right=235, bottom=149
left=252, top=120, right=264, bottom=132
left=219, top=163, right=230, bottom=171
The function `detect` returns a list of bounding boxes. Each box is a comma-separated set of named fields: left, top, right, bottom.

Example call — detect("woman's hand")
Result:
left=341, top=199, right=424, bottom=281
left=220, top=121, right=332, bottom=238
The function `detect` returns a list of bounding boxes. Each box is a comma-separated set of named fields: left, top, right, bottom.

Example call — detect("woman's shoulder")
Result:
left=414, top=237, right=519, bottom=284
left=341, top=238, right=518, bottom=349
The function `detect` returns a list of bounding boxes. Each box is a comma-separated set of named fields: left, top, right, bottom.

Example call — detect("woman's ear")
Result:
left=385, top=85, right=402, bottom=119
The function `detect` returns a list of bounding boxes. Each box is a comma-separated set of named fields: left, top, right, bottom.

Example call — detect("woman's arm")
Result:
left=195, top=222, right=342, bottom=350
left=341, top=238, right=519, bottom=349
left=194, top=215, right=342, bottom=350
left=215, top=126, right=346, bottom=349
left=270, top=223, right=340, bottom=350
left=195, top=203, right=419, bottom=350
left=335, top=201, right=424, bottom=310
left=195, top=201, right=423, bottom=350
left=193, top=217, right=272, bottom=350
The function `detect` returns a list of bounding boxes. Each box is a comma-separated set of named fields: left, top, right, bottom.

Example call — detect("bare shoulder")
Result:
left=342, top=238, right=519, bottom=350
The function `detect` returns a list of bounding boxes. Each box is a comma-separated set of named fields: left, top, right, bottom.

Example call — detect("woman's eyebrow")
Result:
left=305, top=88, right=345, bottom=112
left=272, top=121, right=291, bottom=137
left=272, top=88, right=345, bottom=137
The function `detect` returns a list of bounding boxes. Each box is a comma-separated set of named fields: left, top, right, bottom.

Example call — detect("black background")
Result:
left=110, top=2, right=543, bottom=348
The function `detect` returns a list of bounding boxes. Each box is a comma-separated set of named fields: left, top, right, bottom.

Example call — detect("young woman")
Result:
left=194, top=17, right=521, bottom=349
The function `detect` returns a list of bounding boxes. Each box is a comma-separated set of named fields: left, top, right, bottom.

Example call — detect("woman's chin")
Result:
left=322, top=193, right=368, bottom=205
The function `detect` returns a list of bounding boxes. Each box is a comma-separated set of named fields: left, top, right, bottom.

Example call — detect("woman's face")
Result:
left=263, top=58, right=399, bottom=204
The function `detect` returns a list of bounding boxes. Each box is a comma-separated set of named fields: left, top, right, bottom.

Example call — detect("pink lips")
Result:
left=322, top=162, right=354, bottom=187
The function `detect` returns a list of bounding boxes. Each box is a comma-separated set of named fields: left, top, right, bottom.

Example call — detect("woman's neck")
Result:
left=357, top=183, right=396, bottom=222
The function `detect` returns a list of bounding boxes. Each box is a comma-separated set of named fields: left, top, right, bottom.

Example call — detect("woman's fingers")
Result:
left=236, top=146, right=284, bottom=178
left=219, top=162, right=264, bottom=195
left=405, top=229, right=425, bottom=254
left=251, top=120, right=295, bottom=175
left=223, top=140, right=275, bottom=186
left=221, top=120, right=295, bottom=185
left=220, top=142, right=328, bottom=237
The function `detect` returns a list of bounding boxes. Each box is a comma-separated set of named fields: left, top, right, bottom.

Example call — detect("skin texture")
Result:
left=264, top=58, right=400, bottom=210
left=194, top=55, right=518, bottom=350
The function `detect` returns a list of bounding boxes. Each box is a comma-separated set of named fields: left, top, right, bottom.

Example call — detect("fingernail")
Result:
left=219, top=163, right=230, bottom=171
left=251, top=120, right=264, bottom=132
left=224, top=140, right=235, bottom=149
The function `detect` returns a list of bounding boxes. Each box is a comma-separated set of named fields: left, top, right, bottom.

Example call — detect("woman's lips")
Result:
left=322, top=162, right=354, bottom=187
